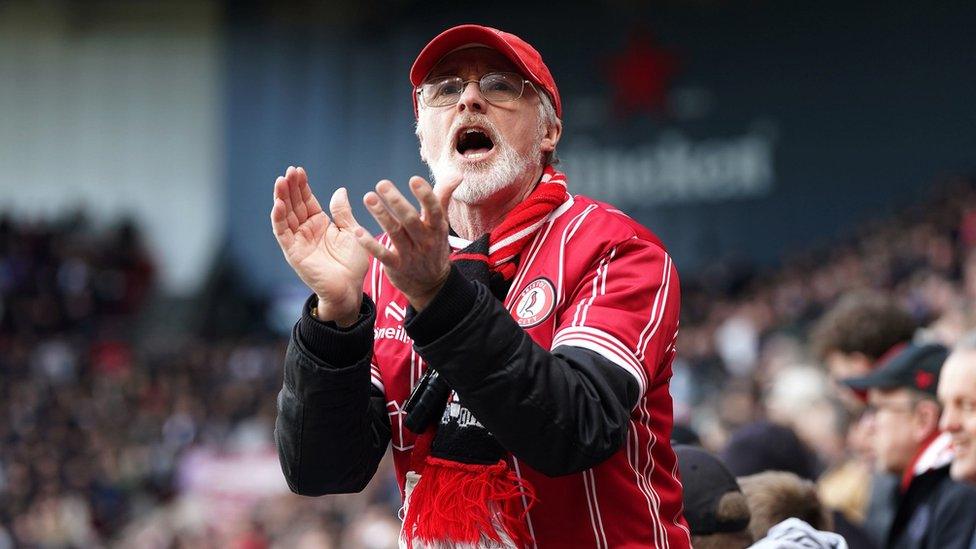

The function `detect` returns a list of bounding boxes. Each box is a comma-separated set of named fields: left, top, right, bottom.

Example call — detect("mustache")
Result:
left=450, top=115, right=501, bottom=144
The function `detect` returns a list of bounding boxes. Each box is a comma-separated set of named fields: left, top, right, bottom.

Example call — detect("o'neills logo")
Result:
left=512, top=277, right=556, bottom=328
left=375, top=324, right=412, bottom=344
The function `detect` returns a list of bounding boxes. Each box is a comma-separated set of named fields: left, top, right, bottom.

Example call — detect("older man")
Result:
left=842, top=343, right=976, bottom=549
left=270, top=25, right=688, bottom=548
left=937, top=334, right=976, bottom=549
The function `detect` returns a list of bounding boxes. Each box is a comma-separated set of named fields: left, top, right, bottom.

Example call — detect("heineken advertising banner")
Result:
left=225, top=2, right=976, bottom=297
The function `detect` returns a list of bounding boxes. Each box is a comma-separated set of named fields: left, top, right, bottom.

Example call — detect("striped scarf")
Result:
left=401, top=167, right=568, bottom=549
left=450, top=167, right=569, bottom=280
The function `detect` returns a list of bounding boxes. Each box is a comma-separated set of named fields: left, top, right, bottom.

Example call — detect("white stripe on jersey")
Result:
left=504, top=197, right=575, bottom=304
left=552, top=326, right=646, bottom=399
left=370, top=363, right=384, bottom=393
left=583, top=469, right=608, bottom=548
left=571, top=246, right=616, bottom=328
left=635, top=253, right=673, bottom=362
left=555, top=205, right=599, bottom=307
left=627, top=421, right=662, bottom=547
left=511, top=457, right=539, bottom=549
left=671, top=458, right=692, bottom=542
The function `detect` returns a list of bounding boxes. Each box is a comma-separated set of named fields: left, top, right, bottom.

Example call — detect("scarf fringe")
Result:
left=403, top=457, right=537, bottom=549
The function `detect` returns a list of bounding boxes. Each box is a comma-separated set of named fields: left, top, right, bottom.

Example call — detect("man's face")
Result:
left=867, top=388, right=924, bottom=474
left=416, top=47, right=554, bottom=206
left=938, top=350, right=976, bottom=483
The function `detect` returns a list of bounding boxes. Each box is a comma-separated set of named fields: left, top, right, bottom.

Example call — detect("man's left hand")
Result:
left=355, top=175, right=462, bottom=311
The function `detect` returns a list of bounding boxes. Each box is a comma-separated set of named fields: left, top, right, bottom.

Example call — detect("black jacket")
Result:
left=274, top=266, right=639, bottom=496
left=886, top=463, right=976, bottom=549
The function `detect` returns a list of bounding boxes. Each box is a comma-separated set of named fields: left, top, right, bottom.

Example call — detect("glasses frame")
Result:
left=416, top=71, right=537, bottom=109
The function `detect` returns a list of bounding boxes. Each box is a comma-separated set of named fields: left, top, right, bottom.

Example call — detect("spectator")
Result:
left=810, top=292, right=917, bottom=545
left=937, top=332, right=976, bottom=549
left=810, top=292, right=917, bottom=384
left=675, top=445, right=753, bottom=549
left=738, top=471, right=832, bottom=541
left=721, top=421, right=821, bottom=482
left=842, top=343, right=976, bottom=549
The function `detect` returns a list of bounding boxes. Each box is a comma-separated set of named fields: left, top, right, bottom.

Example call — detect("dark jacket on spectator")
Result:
left=886, top=459, right=976, bottom=549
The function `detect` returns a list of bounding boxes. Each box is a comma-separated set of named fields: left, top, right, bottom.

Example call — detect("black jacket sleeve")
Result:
left=405, top=266, right=640, bottom=477
left=274, top=294, right=390, bottom=496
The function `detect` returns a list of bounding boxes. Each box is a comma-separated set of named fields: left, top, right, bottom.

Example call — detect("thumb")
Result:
left=329, top=188, right=361, bottom=229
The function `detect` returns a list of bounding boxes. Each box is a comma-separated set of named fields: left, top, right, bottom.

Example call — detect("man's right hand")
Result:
left=271, top=166, right=369, bottom=327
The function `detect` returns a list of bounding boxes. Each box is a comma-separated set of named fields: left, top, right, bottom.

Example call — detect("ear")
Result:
left=540, top=118, right=562, bottom=154
left=913, top=399, right=942, bottom=442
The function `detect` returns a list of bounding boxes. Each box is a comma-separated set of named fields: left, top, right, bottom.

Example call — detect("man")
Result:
left=674, top=445, right=753, bottom=549
left=811, top=292, right=917, bottom=546
left=842, top=343, right=976, bottom=549
left=737, top=471, right=832, bottom=542
left=811, top=292, right=917, bottom=384
left=269, top=25, right=688, bottom=548
left=937, top=333, right=976, bottom=549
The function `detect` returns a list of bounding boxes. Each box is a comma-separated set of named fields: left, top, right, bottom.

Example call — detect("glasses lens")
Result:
left=419, top=73, right=525, bottom=107
left=480, top=73, right=524, bottom=102
left=422, top=76, right=464, bottom=107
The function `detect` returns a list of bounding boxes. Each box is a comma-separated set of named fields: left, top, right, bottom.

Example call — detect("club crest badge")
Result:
left=512, top=277, right=556, bottom=328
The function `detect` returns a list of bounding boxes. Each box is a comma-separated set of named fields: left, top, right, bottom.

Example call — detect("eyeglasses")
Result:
left=416, top=72, right=535, bottom=108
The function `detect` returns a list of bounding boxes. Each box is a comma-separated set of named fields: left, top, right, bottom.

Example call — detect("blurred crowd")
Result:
left=0, top=215, right=399, bottom=548
left=4, top=174, right=976, bottom=547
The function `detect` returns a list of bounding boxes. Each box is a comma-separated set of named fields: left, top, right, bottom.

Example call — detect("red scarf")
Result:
left=402, top=166, right=569, bottom=549
left=450, top=167, right=568, bottom=280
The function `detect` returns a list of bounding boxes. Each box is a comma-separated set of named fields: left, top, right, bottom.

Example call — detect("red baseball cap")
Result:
left=409, top=24, right=562, bottom=119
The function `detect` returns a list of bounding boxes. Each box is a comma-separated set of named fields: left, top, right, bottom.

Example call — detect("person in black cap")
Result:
left=675, top=445, right=753, bottom=549
left=841, top=343, right=976, bottom=549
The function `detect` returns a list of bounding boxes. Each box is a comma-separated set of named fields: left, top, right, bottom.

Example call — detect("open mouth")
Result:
left=455, top=127, right=495, bottom=157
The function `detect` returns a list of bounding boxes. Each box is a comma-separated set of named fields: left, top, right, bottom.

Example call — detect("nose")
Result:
left=940, top=405, right=960, bottom=433
left=456, top=80, right=486, bottom=114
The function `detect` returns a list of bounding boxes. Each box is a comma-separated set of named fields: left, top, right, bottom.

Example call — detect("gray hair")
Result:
left=537, top=90, right=560, bottom=166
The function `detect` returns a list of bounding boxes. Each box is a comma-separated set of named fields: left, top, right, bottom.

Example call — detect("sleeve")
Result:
left=551, top=237, right=680, bottom=402
left=403, top=237, right=676, bottom=477
left=274, top=293, right=391, bottom=496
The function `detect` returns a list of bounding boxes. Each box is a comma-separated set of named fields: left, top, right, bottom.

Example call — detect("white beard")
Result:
left=419, top=115, right=543, bottom=205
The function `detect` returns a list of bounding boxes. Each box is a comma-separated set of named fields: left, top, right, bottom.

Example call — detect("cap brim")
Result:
left=410, top=25, right=538, bottom=87
left=840, top=372, right=902, bottom=391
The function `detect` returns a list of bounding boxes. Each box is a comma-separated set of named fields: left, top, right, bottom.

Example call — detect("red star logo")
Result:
left=915, top=370, right=935, bottom=390
left=606, top=28, right=681, bottom=119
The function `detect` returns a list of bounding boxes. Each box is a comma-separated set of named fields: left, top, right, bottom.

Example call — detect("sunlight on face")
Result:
left=416, top=47, right=547, bottom=206
left=938, top=350, right=976, bottom=483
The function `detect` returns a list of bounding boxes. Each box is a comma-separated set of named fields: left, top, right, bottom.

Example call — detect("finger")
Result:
left=433, top=175, right=463, bottom=213
left=285, top=166, right=309, bottom=222
left=273, top=176, right=301, bottom=232
left=296, top=167, right=323, bottom=216
left=363, top=191, right=407, bottom=241
left=353, top=227, right=399, bottom=269
left=375, top=180, right=424, bottom=235
left=270, top=197, right=292, bottom=238
left=410, top=176, right=443, bottom=227
left=273, top=175, right=289, bottom=203
left=329, top=188, right=361, bottom=229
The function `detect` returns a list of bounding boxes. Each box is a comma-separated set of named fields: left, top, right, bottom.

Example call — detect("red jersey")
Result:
left=367, top=194, right=690, bottom=548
